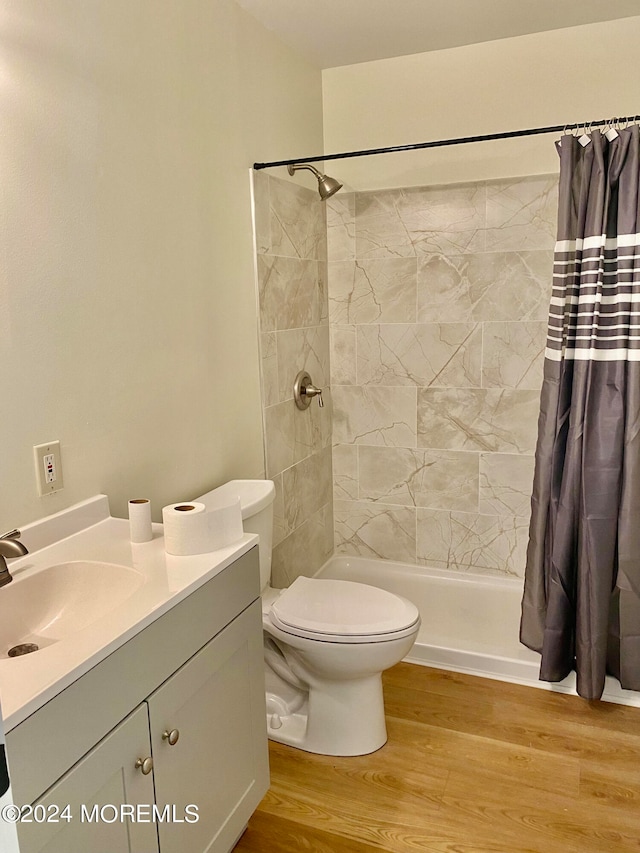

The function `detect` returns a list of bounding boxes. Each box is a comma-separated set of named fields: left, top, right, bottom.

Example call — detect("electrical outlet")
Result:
left=33, top=441, right=64, bottom=496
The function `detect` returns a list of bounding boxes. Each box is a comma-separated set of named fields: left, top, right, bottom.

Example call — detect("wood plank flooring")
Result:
left=234, top=663, right=640, bottom=853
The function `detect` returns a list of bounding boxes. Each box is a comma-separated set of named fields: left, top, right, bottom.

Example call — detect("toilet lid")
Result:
left=269, top=576, right=419, bottom=638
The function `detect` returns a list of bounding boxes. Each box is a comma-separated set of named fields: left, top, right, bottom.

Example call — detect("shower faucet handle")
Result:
left=305, top=382, right=324, bottom=407
left=293, top=370, right=324, bottom=409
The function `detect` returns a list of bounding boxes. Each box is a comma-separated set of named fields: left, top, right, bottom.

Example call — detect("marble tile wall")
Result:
left=328, top=175, right=557, bottom=577
left=253, top=172, right=334, bottom=587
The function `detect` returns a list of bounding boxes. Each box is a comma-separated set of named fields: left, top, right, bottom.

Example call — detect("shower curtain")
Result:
left=520, top=125, right=640, bottom=700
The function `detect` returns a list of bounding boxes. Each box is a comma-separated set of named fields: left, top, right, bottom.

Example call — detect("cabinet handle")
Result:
left=162, top=728, right=180, bottom=746
left=135, top=756, right=154, bottom=775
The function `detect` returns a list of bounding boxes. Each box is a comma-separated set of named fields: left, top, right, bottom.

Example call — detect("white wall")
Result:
left=322, top=17, right=640, bottom=190
left=0, top=0, right=323, bottom=527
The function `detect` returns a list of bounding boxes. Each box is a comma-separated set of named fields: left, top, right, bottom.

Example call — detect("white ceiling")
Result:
left=235, top=0, right=640, bottom=68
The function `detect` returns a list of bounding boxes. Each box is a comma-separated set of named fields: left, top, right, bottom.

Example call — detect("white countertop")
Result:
left=0, top=496, right=258, bottom=732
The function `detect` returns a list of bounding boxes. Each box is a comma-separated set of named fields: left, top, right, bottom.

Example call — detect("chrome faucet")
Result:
left=0, top=529, right=29, bottom=588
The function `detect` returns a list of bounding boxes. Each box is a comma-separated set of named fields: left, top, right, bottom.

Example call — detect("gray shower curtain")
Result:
left=520, top=125, right=640, bottom=700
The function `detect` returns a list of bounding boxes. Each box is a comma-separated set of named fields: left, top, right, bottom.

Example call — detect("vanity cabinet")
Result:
left=149, top=606, right=262, bottom=853
left=6, top=546, right=268, bottom=853
left=16, top=706, right=158, bottom=853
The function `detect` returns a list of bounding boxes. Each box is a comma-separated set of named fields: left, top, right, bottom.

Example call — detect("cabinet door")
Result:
left=17, top=705, right=158, bottom=853
left=148, top=599, right=268, bottom=853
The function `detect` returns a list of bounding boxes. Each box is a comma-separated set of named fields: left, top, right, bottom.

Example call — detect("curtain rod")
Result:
left=253, top=114, right=640, bottom=170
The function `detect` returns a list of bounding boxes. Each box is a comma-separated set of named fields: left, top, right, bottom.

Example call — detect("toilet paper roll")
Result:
left=162, top=498, right=243, bottom=556
left=129, top=499, right=153, bottom=543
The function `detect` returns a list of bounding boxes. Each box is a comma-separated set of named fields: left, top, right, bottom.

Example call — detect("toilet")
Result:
left=196, top=479, right=420, bottom=756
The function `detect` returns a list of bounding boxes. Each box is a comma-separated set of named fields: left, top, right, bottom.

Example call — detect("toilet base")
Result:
left=265, top=674, right=388, bottom=756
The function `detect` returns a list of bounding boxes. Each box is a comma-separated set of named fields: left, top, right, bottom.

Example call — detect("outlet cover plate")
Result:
left=33, top=441, right=64, bottom=496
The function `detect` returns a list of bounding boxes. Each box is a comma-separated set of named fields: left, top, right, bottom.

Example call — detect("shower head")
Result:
left=287, top=163, right=343, bottom=200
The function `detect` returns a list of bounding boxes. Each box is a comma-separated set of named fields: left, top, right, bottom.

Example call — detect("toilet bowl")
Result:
left=196, top=480, right=420, bottom=756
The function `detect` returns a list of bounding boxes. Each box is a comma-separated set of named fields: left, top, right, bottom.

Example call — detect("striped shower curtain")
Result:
left=520, top=125, right=640, bottom=700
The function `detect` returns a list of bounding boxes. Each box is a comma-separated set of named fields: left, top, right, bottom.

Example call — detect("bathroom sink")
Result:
left=0, top=561, right=146, bottom=657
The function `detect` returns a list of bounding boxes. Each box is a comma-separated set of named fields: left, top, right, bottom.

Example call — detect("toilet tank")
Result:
left=195, top=479, right=275, bottom=591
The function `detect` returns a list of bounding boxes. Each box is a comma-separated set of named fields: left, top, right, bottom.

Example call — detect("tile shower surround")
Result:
left=328, top=176, right=557, bottom=577
left=254, top=172, right=334, bottom=588
left=254, top=171, right=556, bottom=582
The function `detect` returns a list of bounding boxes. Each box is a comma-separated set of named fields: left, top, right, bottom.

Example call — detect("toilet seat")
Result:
left=268, top=576, right=420, bottom=644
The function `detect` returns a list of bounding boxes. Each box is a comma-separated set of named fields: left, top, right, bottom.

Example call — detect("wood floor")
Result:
left=234, top=663, right=640, bottom=853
